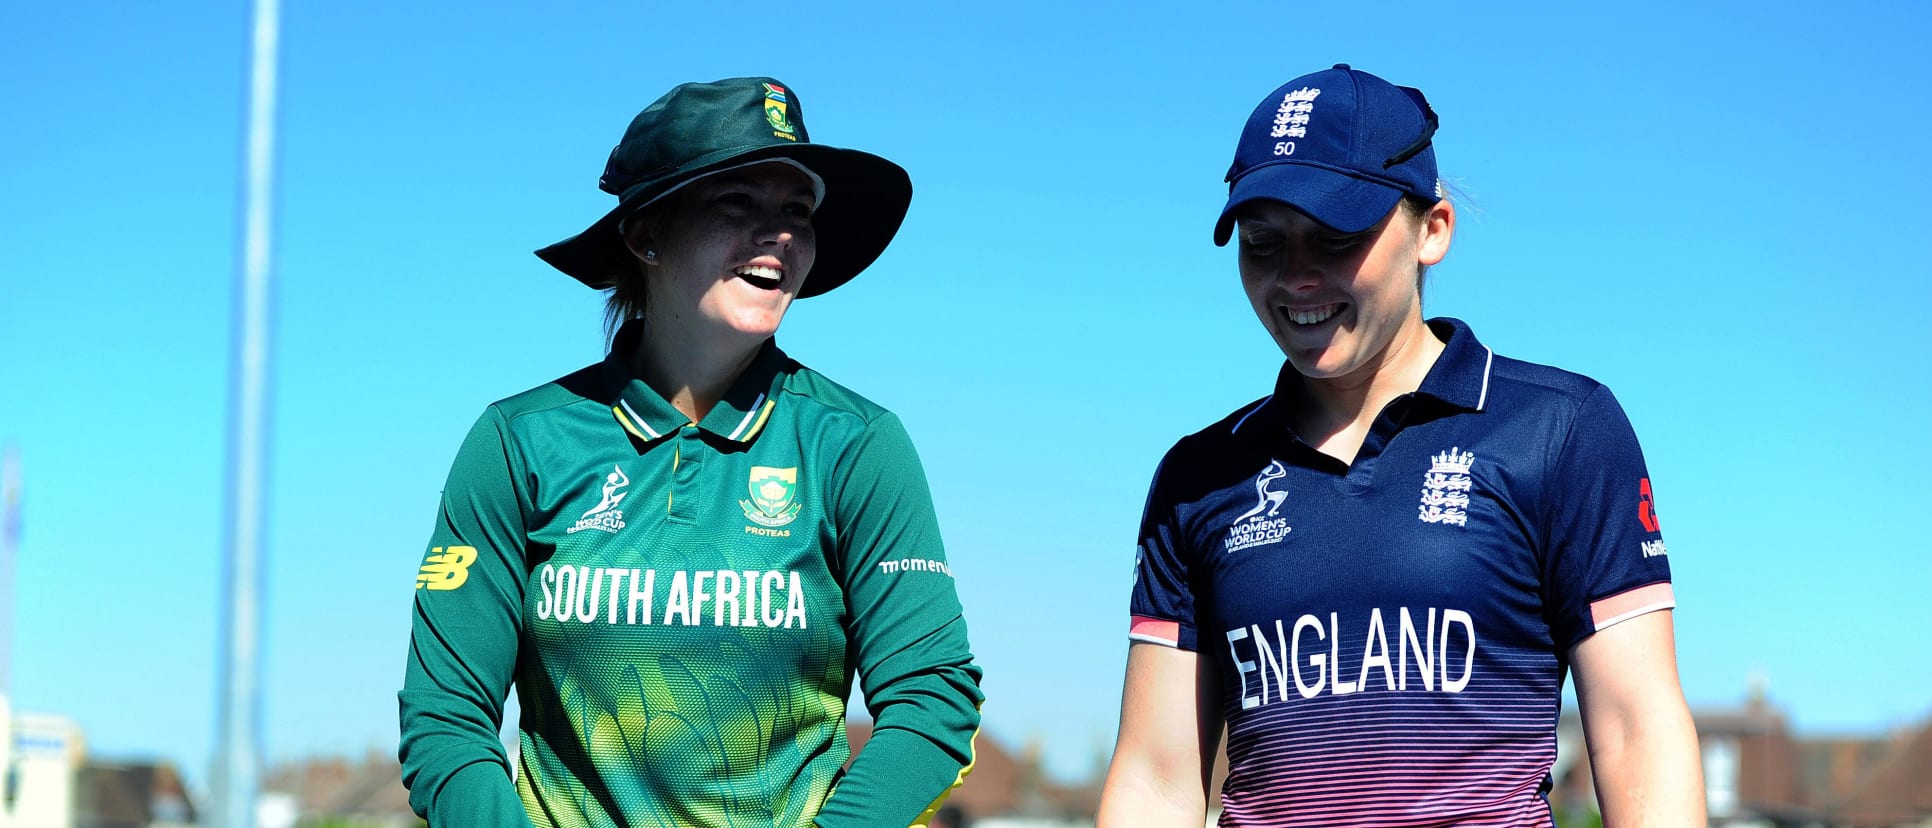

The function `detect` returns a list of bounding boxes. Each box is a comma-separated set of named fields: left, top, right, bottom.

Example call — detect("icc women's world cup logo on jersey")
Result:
left=741, top=466, right=802, bottom=528
left=1225, top=460, right=1292, bottom=553
left=568, top=465, right=629, bottom=534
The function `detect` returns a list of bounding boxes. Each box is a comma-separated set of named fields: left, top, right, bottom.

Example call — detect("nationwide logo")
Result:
left=416, top=545, right=477, bottom=591
left=1639, top=478, right=1666, bottom=557
left=763, top=83, right=798, bottom=140
left=1225, top=460, right=1292, bottom=553
left=1418, top=448, right=1475, bottom=527
left=568, top=465, right=629, bottom=535
left=1638, top=477, right=1661, bottom=532
left=741, top=465, right=801, bottom=529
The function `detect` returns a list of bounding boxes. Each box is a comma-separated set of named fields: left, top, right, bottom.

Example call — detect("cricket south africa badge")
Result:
left=742, top=466, right=802, bottom=527
left=762, top=83, right=797, bottom=139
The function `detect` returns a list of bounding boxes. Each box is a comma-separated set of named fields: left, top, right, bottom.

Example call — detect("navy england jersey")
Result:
left=1128, top=318, right=1674, bottom=828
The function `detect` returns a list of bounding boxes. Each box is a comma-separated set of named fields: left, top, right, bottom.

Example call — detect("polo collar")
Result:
left=602, top=321, right=789, bottom=445
left=1413, top=317, right=1494, bottom=412
left=1236, top=316, right=1494, bottom=437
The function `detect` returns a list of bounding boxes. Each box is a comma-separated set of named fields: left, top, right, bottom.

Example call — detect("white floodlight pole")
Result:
left=0, top=444, right=19, bottom=828
left=1, top=444, right=19, bottom=699
left=213, top=0, right=281, bottom=825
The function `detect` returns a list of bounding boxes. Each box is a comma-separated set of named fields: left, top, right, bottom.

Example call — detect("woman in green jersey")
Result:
left=400, top=77, right=983, bottom=828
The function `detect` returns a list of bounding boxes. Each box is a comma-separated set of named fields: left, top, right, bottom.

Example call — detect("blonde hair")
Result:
left=602, top=263, right=647, bottom=344
left=604, top=200, right=676, bottom=343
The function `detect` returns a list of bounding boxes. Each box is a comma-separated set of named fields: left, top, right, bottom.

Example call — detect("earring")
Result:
left=644, top=249, right=658, bottom=262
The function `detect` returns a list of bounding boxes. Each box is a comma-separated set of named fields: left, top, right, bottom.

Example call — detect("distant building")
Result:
left=5, top=708, right=83, bottom=828
left=259, top=750, right=413, bottom=828
left=74, top=761, right=197, bottom=828
left=1548, top=687, right=1932, bottom=828
left=4, top=701, right=206, bottom=828
left=1822, top=722, right=1932, bottom=828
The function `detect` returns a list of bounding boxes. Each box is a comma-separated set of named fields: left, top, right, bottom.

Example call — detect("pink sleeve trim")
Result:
left=1128, top=616, right=1181, bottom=647
left=1590, top=582, right=1676, bottom=631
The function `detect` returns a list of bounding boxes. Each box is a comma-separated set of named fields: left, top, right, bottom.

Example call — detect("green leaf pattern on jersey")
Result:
left=515, top=533, right=848, bottom=828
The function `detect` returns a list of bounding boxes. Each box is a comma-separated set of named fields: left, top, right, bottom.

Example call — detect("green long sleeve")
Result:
left=814, top=415, right=984, bottom=827
left=399, top=408, right=535, bottom=828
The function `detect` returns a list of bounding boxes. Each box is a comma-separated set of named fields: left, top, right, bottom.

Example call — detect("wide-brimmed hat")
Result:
left=1214, top=64, right=1439, bottom=244
left=536, top=76, right=911, bottom=298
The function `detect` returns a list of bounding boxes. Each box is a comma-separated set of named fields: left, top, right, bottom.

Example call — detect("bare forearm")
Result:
left=1587, top=705, right=1706, bottom=826
left=1100, top=644, right=1219, bottom=828
left=1571, top=611, right=1705, bottom=827
left=1097, top=765, right=1206, bottom=828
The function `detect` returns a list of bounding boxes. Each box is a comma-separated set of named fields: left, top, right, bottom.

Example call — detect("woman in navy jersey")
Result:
left=1098, top=65, right=1704, bottom=827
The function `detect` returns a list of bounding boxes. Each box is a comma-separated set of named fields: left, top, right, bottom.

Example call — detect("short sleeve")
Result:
left=398, top=408, right=535, bottom=827
left=1542, top=385, right=1675, bottom=652
left=1129, top=450, right=1198, bottom=651
left=814, top=413, right=983, bottom=828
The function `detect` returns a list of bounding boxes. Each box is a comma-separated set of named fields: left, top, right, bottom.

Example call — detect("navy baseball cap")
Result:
left=1214, top=64, right=1440, bottom=245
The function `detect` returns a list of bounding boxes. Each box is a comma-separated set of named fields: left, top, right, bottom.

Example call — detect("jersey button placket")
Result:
left=669, top=425, right=702, bottom=523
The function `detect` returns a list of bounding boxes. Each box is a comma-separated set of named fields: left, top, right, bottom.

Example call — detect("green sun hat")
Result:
left=536, top=76, right=912, bottom=298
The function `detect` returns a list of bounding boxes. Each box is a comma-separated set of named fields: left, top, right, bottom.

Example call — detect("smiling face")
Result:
left=626, top=161, right=819, bottom=346
left=1235, top=197, right=1454, bottom=383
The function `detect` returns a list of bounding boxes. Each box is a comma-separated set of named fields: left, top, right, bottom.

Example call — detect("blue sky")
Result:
left=3, top=0, right=1929, bottom=788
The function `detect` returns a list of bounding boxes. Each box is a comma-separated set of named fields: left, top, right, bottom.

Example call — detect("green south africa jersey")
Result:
left=400, top=325, right=983, bottom=828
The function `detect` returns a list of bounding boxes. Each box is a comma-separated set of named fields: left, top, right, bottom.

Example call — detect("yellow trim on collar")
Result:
left=612, top=405, right=648, bottom=443
left=741, top=399, right=778, bottom=442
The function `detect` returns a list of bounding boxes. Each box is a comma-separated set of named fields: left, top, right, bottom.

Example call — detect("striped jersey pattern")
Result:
left=1217, top=647, right=1560, bottom=826
left=1129, top=319, right=1674, bottom=827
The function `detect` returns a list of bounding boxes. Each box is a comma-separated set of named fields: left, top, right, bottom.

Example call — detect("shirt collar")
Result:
left=1237, top=316, right=1494, bottom=437
left=1413, top=317, right=1494, bottom=412
left=601, top=320, right=790, bottom=445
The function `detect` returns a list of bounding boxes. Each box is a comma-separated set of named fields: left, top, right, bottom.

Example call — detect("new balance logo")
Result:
left=417, top=546, right=478, bottom=591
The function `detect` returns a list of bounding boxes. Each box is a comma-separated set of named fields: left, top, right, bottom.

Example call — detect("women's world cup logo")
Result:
left=762, top=83, right=798, bottom=140
left=742, top=466, right=802, bottom=527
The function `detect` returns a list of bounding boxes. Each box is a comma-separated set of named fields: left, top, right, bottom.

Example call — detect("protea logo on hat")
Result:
left=535, top=76, right=912, bottom=298
left=1214, top=64, right=1440, bottom=244
left=762, top=82, right=797, bottom=139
